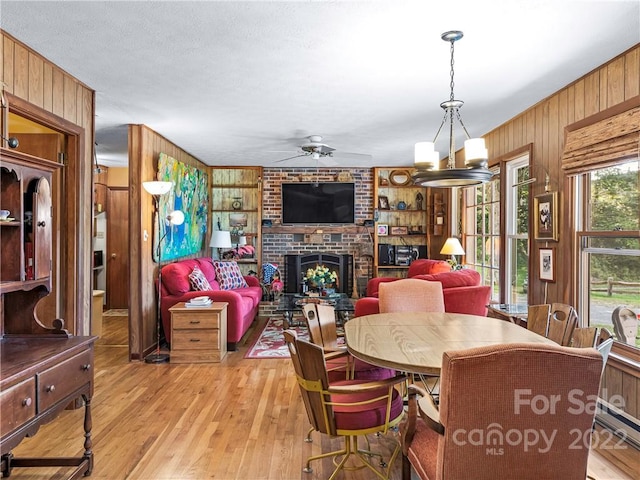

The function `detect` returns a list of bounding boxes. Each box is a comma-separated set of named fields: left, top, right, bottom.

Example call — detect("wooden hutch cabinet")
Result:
left=0, top=149, right=95, bottom=478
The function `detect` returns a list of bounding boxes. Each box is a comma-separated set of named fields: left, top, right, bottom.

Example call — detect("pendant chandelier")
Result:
left=412, top=31, right=493, bottom=188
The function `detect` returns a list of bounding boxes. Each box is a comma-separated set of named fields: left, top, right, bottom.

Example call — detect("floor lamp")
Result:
left=143, top=180, right=185, bottom=364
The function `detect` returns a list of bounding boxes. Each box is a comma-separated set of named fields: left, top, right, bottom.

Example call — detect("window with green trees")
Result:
left=579, top=160, right=639, bottom=349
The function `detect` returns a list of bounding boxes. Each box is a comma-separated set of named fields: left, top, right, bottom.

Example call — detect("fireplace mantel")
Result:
left=262, top=225, right=372, bottom=235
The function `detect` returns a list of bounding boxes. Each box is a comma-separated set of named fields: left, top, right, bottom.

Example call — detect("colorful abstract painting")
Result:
left=154, top=153, right=209, bottom=261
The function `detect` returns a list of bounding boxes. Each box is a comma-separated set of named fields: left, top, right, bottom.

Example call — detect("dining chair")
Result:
left=400, top=342, right=603, bottom=480
left=378, top=278, right=445, bottom=313
left=526, top=304, right=550, bottom=337
left=570, top=326, right=598, bottom=347
left=284, top=329, right=407, bottom=480
left=547, top=303, right=578, bottom=346
left=302, top=302, right=395, bottom=382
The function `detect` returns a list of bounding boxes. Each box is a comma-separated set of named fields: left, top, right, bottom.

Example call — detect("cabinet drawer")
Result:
left=37, top=349, right=93, bottom=411
left=172, top=311, right=221, bottom=330
left=0, top=378, right=36, bottom=438
left=172, top=329, right=219, bottom=350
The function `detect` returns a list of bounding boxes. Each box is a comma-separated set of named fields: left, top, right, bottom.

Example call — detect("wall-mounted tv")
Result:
left=282, top=182, right=355, bottom=224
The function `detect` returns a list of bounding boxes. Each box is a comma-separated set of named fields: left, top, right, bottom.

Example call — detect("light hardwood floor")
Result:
left=9, top=315, right=636, bottom=479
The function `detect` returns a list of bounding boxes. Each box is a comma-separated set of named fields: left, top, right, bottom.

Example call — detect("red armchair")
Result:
left=356, top=269, right=491, bottom=317
left=366, top=259, right=452, bottom=297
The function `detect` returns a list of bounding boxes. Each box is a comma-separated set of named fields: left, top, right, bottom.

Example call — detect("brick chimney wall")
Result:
left=261, top=167, right=374, bottom=295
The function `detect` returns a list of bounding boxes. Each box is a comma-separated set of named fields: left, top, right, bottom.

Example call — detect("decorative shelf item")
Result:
left=389, top=169, right=412, bottom=186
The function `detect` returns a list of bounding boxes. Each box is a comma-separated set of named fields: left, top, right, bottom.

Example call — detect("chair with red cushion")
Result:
left=401, top=343, right=603, bottom=480
left=302, top=303, right=396, bottom=382
left=285, top=330, right=406, bottom=480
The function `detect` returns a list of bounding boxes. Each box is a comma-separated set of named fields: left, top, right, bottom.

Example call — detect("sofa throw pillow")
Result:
left=189, top=266, right=212, bottom=291
left=214, top=261, right=248, bottom=290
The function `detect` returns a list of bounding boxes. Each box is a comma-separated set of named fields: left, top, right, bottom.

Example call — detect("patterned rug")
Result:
left=244, top=317, right=309, bottom=359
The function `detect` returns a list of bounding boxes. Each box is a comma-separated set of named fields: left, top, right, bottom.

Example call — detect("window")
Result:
left=462, top=156, right=530, bottom=304
left=463, top=170, right=500, bottom=301
left=505, top=156, right=530, bottom=304
left=579, top=161, right=640, bottom=350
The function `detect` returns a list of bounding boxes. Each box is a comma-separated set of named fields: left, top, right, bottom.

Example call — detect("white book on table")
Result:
left=186, top=296, right=212, bottom=307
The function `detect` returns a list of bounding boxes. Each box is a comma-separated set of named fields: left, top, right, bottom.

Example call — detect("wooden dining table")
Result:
left=344, top=312, right=555, bottom=375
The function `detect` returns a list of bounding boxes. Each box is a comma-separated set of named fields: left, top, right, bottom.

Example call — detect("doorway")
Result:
left=107, top=187, right=130, bottom=309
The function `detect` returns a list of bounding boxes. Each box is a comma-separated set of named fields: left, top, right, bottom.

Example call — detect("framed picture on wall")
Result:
left=539, top=247, right=555, bottom=282
left=377, top=224, right=389, bottom=236
left=533, top=191, right=559, bottom=241
left=378, top=195, right=390, bottom=210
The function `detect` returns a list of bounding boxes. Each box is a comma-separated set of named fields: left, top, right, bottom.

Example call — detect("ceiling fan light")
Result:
left=414, top=142, right=439, bottom=170
left=464, top=138, right=488, bottom=168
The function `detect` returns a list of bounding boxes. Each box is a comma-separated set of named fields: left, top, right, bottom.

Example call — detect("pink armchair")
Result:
left=356, top=269, right=491, bottom=317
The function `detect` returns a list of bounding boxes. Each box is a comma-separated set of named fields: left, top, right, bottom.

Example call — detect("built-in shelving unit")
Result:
left=373, top=167, right=429, bottom=278
left=210, top=167, right=262, bottom=275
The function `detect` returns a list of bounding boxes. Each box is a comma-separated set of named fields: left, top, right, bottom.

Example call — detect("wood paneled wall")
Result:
left=1, top=30, right=95, bottom=335
left=128, top=125, right=209, bottom=360
left=483, top=44, right=640, bottom=307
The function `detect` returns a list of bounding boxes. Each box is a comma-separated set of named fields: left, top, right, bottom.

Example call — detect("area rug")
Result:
left=244, top=317, right=309, bottom=359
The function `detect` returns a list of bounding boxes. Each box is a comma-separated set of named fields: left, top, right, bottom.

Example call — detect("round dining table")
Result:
left=344, top=312, right=555, bottom=375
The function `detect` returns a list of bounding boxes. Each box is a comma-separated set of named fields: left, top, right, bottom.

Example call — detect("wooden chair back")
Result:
left=302, top=303, right=340, bottom=350
left=597, top=327, right=613, bottom=345
left=570, top=327, right=598, bottom=347
left=526, top=304, right=550, bottom=337
left=548, top=303, right=578, bottom=345
left=379, top=278, right=445, bottom=313
left=284, top=330, right=336, bottom=436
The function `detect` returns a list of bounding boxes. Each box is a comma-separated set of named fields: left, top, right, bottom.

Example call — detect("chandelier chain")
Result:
left=449, top=39, right=455, bottom=102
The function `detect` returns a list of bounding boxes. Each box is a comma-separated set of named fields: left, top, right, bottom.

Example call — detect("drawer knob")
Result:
left=81, top=363, right=91, bottom=371
left=22, top=397, right=32, bottom=407
left=46, top=384, right=56, bottom=393
left=189, top=320, right=201, bottom=324
left=189, top=338, right=201, bottom=342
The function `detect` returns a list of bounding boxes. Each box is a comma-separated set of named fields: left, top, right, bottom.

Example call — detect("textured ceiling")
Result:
left=1, top=1, right=638, bottom=168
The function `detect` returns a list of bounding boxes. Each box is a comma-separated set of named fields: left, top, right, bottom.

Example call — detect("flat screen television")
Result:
left=282, top=182, right=355, bottom=224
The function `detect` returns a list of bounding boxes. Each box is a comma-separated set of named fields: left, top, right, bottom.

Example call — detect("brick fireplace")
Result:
left=284, top=253, right=353, bottom=294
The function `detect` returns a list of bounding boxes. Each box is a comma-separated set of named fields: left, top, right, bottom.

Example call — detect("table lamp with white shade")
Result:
left=210, top=230, right=232, bottom=259
left=440, top=237, right=465, bottom=270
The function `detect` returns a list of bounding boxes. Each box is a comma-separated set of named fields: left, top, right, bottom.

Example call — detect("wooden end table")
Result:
left=169, top=302, right=228, bottom=363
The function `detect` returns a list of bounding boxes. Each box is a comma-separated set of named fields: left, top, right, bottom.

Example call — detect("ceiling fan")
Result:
left=273, top=135, right=370, bottom=166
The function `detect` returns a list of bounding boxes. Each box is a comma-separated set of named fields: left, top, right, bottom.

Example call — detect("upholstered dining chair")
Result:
left=378, top=278, right=445, bottom=314
left=284, top=329, right=407, bottom=480
left=400, top=342, right=603, bottom=480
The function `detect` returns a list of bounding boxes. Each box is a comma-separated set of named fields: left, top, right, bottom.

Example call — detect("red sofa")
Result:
left=356, top=268, right=491, bottom=317
left=159, top=257, right=262, bottom=350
